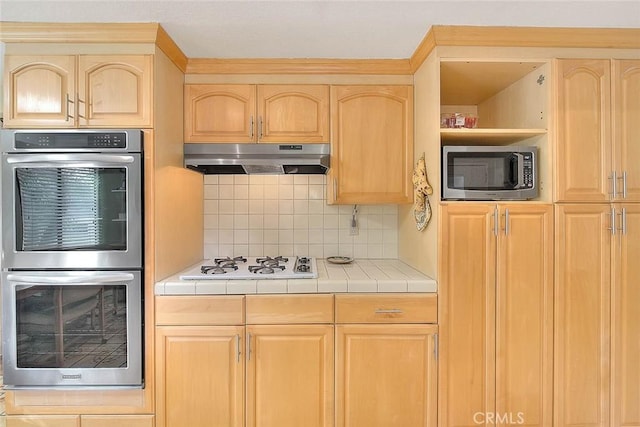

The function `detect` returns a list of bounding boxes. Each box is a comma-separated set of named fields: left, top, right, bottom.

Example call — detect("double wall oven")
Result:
left=1, top=129, right=144, bottom=388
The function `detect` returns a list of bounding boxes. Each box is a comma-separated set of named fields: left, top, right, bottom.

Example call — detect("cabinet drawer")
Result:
left=81, top=415, right=154, bottom=427
left=335, top=294, right=437, bottom=323
left=7, top=416, right=79, bottom=427
left=155, top=296, right=244, bottom=325
left=246, top=294, right=334, bottom=324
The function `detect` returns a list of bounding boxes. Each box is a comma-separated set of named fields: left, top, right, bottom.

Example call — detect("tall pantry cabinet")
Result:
left=555, top=58, right=640, bottom=427
left=439, top=203, right=553, bottom=426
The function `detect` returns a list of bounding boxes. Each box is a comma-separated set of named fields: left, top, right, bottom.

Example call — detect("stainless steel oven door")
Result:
left=2, top=153, right=142, bottom=269
left=1, top=270, right=142, bottom=388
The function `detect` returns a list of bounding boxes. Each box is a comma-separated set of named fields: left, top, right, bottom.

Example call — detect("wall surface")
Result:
left=398, top=50, right=440, bottom=278
left=202, top=174, right=399, bottom=259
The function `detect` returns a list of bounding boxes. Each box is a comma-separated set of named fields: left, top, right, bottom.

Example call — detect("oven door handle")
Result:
left=6, top=154, right=135, bottom=166
left=6, top=272, right=135, bottom=284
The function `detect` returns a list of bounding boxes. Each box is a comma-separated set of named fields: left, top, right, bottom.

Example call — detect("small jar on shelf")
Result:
left=440, top=112, right=478, bottom=129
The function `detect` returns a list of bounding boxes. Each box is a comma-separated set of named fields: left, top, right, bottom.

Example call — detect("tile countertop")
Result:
left=155, top=259, right=437, bottom=295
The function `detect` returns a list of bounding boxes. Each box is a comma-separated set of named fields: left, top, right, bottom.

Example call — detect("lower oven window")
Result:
left=16, top=284, right=128, bottom=369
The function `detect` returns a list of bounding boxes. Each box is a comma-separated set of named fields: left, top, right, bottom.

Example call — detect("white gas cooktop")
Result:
left=179, top=256, right=318, bottom=280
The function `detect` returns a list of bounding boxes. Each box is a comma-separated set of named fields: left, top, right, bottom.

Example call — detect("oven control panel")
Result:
left=1, top=129, right=142, bottom=153
left=14, top=132, right=127, bottom=149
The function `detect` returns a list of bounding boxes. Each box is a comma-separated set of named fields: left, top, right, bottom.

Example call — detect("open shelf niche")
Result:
left=440, top=60, right=549, bottom=145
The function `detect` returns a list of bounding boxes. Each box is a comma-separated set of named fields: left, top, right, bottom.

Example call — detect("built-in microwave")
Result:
left=442, top=145, right=538, bottom=200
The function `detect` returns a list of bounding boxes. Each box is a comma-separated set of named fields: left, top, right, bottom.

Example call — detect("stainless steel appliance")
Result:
left=1, top=130, right=143, bottom=269
left=442, top=145, right=538, bottom=200
left=184, top=143, right=330, bottom=174
left=179, top=256, right=318, bottom=280
left=1, top=129, right=144, bottom=388
left=1, top=270, right=142, bottom=387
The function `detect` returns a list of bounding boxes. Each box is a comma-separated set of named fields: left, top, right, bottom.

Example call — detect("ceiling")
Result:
left=0, top=0, right=639, bottom=59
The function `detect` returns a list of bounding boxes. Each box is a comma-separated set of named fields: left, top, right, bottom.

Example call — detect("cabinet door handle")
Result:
left=77, top=95, right=86, bottom=119
left=259, top=116, right=264, bottom=140
left=621, top=207, right=627, bottom=235
left=618, top=171, right=628, bottom=199
left=504, top=208, right=510, bottom=236
left=249, top=116, right=254, bottom=139
left=65, top=94, right=74, bottom=121
left=492, top=206, right=499, bottom=236
left=609, top=171, right=617, bottom=200
left=608, top=206, right=616, bottom=235
left=375, top=308, right=404, bottom=314
left=246, top=333, right=252, bottom=361
left=433, top=333, right=439, bottom=360
left=236, top=334, right=241, bottom=363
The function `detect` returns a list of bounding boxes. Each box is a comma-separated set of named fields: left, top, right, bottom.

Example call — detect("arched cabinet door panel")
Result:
left=329, top=85, right=413, bottom=205
left=184, top=84, right=256, bottom=143
left=3, top=54, right=152, bottom=128
left=3, top=55, right=76, bottom=127
left=258, top=85, right=329, bottom=143
left=77, top=55, right=153, bottom=128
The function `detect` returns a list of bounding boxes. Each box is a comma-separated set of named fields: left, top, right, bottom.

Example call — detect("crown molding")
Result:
left=186, top=58, right=412, bottom=75
left=0, top=22, right=188, bottom=72
left=410, top=25, right=640, bottom=72
left=2, top=22, right=639, bottom=76
left=0, top=22, right=161, bottom=43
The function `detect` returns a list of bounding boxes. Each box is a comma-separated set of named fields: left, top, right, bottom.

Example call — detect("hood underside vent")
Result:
left=184, top=143, right=330, bottom=175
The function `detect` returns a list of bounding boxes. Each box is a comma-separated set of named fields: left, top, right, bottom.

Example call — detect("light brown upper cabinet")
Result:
left=439, top=203, right=553, bottom=427
left=184, top=84, right=330, bottom=143
left=329, top=85, right=413, bottom=204
left=3, top=55, right=153, bottom=128
left=556, top=59, right=640, bottom=202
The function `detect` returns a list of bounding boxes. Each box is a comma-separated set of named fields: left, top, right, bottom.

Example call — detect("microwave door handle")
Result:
left=513, top=153, right=525, bottom=188
left=6, top=154, right=135, bottom=167
left=6, top=272, right=135, bottom=284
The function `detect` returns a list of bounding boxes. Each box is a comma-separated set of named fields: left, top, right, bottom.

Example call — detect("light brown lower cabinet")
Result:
left=245, top=325, right=334, bottom=427
left=336, top=324, right=438, bottom=427
left=155, top=325, right=245, bottom=427
left=439, top=203, right=553, bottom=427
left=555, top=203, right=640, bottom=427
left=335, top=294, right=438, bottom=427
left=6, top=415, right=154, bottom=427
left=155, top=293, right=438, bottom=426
left=155, top=294, right=334, bottom=427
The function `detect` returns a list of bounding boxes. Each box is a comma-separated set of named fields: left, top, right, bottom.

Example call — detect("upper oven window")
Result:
left=1, top=149, right=142, bottom=270
left=15, top=166, right=128, bottom=252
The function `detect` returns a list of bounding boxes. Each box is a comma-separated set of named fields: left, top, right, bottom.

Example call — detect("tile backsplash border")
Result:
left=203, top=175, right=398, bottom=259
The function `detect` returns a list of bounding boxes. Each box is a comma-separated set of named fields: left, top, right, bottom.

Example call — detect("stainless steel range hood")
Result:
left=184, top=143, right=330, bottom=174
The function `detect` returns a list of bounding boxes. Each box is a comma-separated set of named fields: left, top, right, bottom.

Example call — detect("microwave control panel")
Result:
left=522, top=153, right=535, bottom=188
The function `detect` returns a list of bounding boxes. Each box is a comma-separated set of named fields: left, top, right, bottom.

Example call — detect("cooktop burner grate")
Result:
left=180, top=256, right=318, bottom=280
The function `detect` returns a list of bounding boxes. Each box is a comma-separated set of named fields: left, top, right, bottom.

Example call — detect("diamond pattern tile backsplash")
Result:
left=203, top=175, right=399, bottom=259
